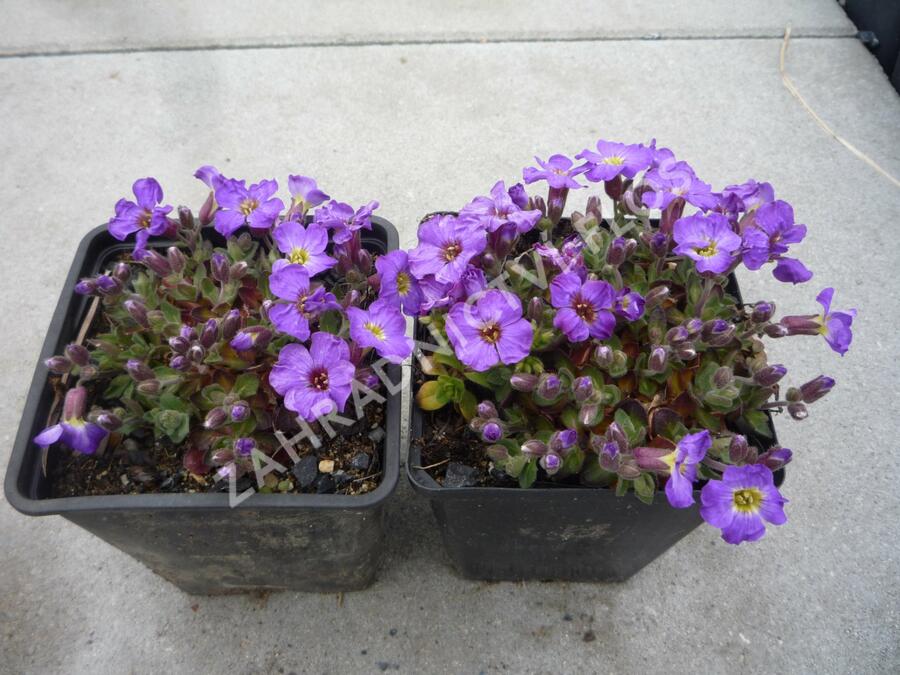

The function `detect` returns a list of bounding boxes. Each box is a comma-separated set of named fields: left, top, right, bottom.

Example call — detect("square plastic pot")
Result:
left=5, top=218, right=401, bottom=595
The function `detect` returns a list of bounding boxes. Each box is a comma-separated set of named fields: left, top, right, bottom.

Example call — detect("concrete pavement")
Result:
left=1, top=2, right=898, bottom=673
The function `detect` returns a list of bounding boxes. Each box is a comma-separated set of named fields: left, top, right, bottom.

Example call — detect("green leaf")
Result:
left=154, top=408, right=191, bottom=444
left=615, top=478, right=632, bottom=497
left=518, top=459, right=538, bottom=488
left=159, top=392, right=189, bottom=412
left=233, top=373, right=259, bottom=398
left=581, top=455, right=615, bottom=487
left=200, top=278, right=218, bottom=304
left=633, top=472, right=656, bottom=505
left=560, top=447, right=585, bottom=476
left=416, top=380, right=451, bottom=410
left=463, top=370, right=492, bottom=388
left=437, top=375, right=466, bottom=403
left=103, top=374, right=133, bottom=401
left=159, top=300, right=182, bottom=325
left=458, top=389, right=477, bottom=421
left=317, top=310, right=343, bottom=335
left=742, top=409, right=774, bottom=439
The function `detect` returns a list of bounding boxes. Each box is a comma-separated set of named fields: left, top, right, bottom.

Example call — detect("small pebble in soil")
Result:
left=332, top=470, right=352, bottom=488
left=318, top=459, right=335, bottom=474
left=350, top=453, right=370, bottom=471
left=583, top=630, right=596, bottom=643
left=292, top=456, right=319, bottom=489
left=389, top=628, right=397, bottom=636
left=316, top=474, right=336, bottom=494
left=563, top=613, right=573, bottom=622
left=443, top=462, right=479, bottom=488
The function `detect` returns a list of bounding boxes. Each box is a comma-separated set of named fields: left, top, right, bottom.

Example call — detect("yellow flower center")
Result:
left=603, top=156, right=625, bottom=166
left=138, top=210, right=152, bottom=229
left=239, top=198, right=259, bottom=215
left=732, top=488, right=763, bottom=513
left=479, top=322, right=502, bottom=344
left=365, top=322, right=386, bottom=341
left=695, top=241, right=718, bottom=257
left=443, top=241, right=462, bottom=262
left=289, top=247, right=310, bottom=265
left=396, top=272, right=411, bottom=296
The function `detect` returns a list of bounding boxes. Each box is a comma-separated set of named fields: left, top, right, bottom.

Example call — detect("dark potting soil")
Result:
left=49, top=402, right=385, bottom=498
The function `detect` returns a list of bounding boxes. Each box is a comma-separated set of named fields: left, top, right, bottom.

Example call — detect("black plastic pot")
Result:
left=5, top=218, right=401, bottom=595
left=407, top=270, right=782, bottom=583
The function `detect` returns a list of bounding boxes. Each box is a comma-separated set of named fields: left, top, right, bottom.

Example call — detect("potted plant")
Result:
left=406, top=140, right=856, bottom=581
left=5, top=168, right=411, bottom=594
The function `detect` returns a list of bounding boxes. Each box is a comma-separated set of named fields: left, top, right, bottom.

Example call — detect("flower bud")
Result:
left=178, top=205, right=195, bottom=230
left=510, top=373, right=538, bottom=392
left=532, top=195, right=547, bottom=217
left=199, top=318, right=219, bottom=349
left=521, top=440, right=548, bottom=457
left=124, top=299, right=149, bottom=327
left=136, top=379, right=160, bottom=395
left=527, top=297, right=545, bottom=322
left=204, top=407, right=228, bottom=430
left=787, top=402, right=808, bottom=420
left=230, top=402, right=250, bottom=422
left=757, top=447, right=792, bottom=471
left=96, top=412, right=122, bottom=431
left=170, top=355, right=189, bottom=371
left=180, top=324, right=198, bottom=341
left=751, top=301, right=775, bottom=323
left=648, top=346, right=668, bottom=373
left=234, top=438, right=256, bottom=457
left=168, top=335, right=190, bottom=354
left=198, top=192, right=215, bottom=226
left=142, top=250, right=172, bottom=277
left=211, top=253, right=229, bottom=283
left=536, top=373, right=561, bottom=401
left=65, top=343, right=91, bottom=367
left=229, top=261, right=249, bottom=281
left=341, top=289, right=361, bottom=310
left=799, top=375, right=835, bottom=404
left=355, top=249, right=372, bottom=272
left=728, top=434, right=751, bottom=464
left=573, top=376, right=594, bottom=403
left=585, top=195, right=602, bottom=222
left=166, top=246, right=186, bottom=274
left=486, top=445, right=509, bottom=462
left=665, top=326, right=690, bottom=345
left=221, top=309, right=241, bottom=340
left=540, top=452, right=562, bottom=476
left=78, top=364, right=99, bottom=381
left=188, top=344, right=206, bottom=363
left=593, top=345, right=614, bottom=368
left=112, top=262, right=131, bottom=283
left=482, top=422, right=503, bottom=443
left=606, top=237, right=627, bottom=267
left=713, top=366, right=733, bottom=389
left=579, top=402, right=602, bottom=427
left=764, top=323, right=789, bottom=338
left=644, top=285, right=670, bottom=309
left=476, top=401, right=498, bottom=419
left=624, top=238, right=638, bottom=258
left=779, top=314, right=822, bottom=336
left=753, top=364, right=787, bottom=387
left=674, top=344, right=697, bottom=361
left=549, top=429, right=578, bottom=454
left=605, top=422, right=628, bottom=450
left=231, top=326, right=272, bottom=351
left=62, top=386, right=88, bottom=420
left=468, top=417, right=487, bottom=434
left=96, top=274, right=124, bottom=296
left=75, top=279, right=97, bottom=295
left=45, top=355, right=73, bottom=374
left=126, top=359, right=155, bottom=382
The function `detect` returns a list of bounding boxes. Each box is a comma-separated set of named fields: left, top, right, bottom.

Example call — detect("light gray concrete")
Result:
left=0, top=0, right=854, bottom=56
left=2, top=21, right=900, bottom=675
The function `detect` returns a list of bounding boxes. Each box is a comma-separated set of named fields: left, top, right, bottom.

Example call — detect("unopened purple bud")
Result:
left=199, top=318, right=219, bottom=349
left=97, top=412, right=122, bottom=431
left=230, top=402, right=250, bottom=422
left=787, top=402, right=808, bottom=420
left=521, top=440, right=548, bottom=457
left=229, top=261, right=248, bottom=281
left=188, top=344, right=205, bottom=363
left=713, top=366, right=733, bottom=389
left=168, top=336, right=190, bottom=354
left=199, top=192, right=215, bottom=226
left=751, top=301, right=776, bottom=323
left=124, top=299, right=149, bottom=327
left=753, top=364, right=787, bottom=387
left=209, top=448, right=234, bottom=467
left=221, top=309, right=241, bottom=339
left=126, top=359, right=154, bottom=382
left=234, top=438, right=256, bottom=457
left=606, top=237, right=627, bottom=267
left=593, top=345, right=614, bottom=368
left=62, top=386, right=88, bottom=420
left=135, top=379, right=160, bottom=395
left=573, top=376, right=594, bottom=403
left=704, top=320, right=735, bottom=346
left=728, top=434, right=751, bottom=464
left=510, top=373, right=539, bottom=392
left=550, top=429, right=578, bottom=453
left=644, top=285, right=670, bottom=309
left=540, top=453, right=562, bottom=476
left=649, top=232, right=668, bottom=258
left=799, top=375, right=835, bottom=404
left=167, top=246, right=186, bottom=274
left=112, top=262, right=131, bottom=282
left=674, top=344, right=697, bottom=361
left=45, top=355, right=73, bottom=374
left=758, top=447, right=793, bottom=471
left=684, top=318, right=704, bottom=338
left=764, top=323, right=789, bottom=338
left=476, top=401, right=498, bottom=419
left=64, top=343, right=91, bottom=367
left=527, top=297, right=545, bottom=322
left=96, top=275, right=124, bottom=296
left=665, top=326, right=690, bottom=345
left=211, top=253, right=229, bottom=283
left=648, top=346, right=668, bottom=373
left=481, top=251, right=497, bottom=271
left=341, top=289, right=361, bottom=310
left=536, top=373, right=561, bottom=400
left=605, top=422, right=628, bottom=449
left=169, top=355, right=189, bottom=371
left=355, top=249, right=372, bottom=272
left=142, top=251, right=172, bottom=277
left=779, top=314, right=822, bottom=336
left=230, top=327, right=271, bottom=351
left=204, top=407, right=228, bottom=430
left=468, top=417, right=487, bottom=434
left=623, top=239, right=638, bottom=258
left=178, top=205, right=194, bottom=230
left=79, top=364, right=99, bottom=381
left=579, top=402, right=602, bottom=427
left=180, top=324, right=198, bottom=341
left=75, top=279, right=97, bottom=295
left=585, top=195, right=602, bottom=221
left=482, top=422, right=503, bottom=443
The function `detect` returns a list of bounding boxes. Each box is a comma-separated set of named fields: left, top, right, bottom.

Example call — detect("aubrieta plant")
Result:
left=411, top=139, right=856, bottom=544
left=36, top=169, right=411, bottom=494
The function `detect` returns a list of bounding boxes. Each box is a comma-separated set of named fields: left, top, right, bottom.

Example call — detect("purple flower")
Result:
left=445, top=290, right=533, bottom=371
left=741, top=201, right=811, bottom=283
left=234, top=438, right=256, bottom=457
left=772, top=257, right=813, bottom=284
left=107, top=178, right=173, bottom=249
left=642, top=161, right=718, bottom=210
left=534, top=236, right=586, bottom=275
left=288, top=175, right=329, bottom=208
left=459, top=180, right=542, bottom=234
left=447, top=266, right=488, bottom=302
left=663, top=430, right=711, bottom=508
left=268, top=264, right=339, bottom=341
left=348, top=298, right=414, bottom=364
left=673, top=213, right=742, bottom=275
left=577, top=140, right=652, bottom=182
left=550, top=272, right=616, bottom=342
left=315, top=200, right=378, bottom=244
left=816, top=288, right=856, bottom=355
left=718, top=179, right=774, bottom=216
left=376, top=250, right=423, bottom=316
left=615, top=288, right=645, bottom=322
left=482, top=422, right=503, bottom=443
left=269, top=332, right=356, bottom=422
left=33, top=386, right=107, bottom=455
left=272, top=221, right=337, bottom=276
left=522, top=154, right=588, bottom=189
left=700, top=464, right=787, bottom=544
left=408, top=215, right=487, bottom=284
left=214, top=178, right=284, bottom=236
left=194, top=165, right=224, bottom=190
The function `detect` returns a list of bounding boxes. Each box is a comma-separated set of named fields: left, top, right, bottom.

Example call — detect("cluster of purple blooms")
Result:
left=411, top=138, right=857, bottom=545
